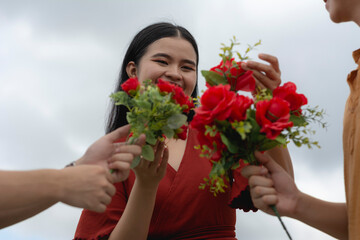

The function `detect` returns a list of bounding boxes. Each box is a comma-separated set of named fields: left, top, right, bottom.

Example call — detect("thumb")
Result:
left=255, top=151, right=284, bottom=174
left=107, top=124, right=131, bottom=142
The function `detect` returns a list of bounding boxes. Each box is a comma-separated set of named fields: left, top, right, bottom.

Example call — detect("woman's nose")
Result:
left=165, top=66, right=182, bottom=81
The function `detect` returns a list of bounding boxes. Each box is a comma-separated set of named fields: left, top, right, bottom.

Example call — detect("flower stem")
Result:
left=270, top=205, right=292, bottom=240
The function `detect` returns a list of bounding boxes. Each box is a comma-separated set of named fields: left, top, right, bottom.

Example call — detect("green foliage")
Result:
left=142, top=144, right=154, bottom=161
left=231, top=120, right=252, bottom=140
left=110, top=79, right=190, bottom=168
left=167, top=113, right=187, bottom=129
left=219, top=36, right=261, bottom=62
left=131, top=156, right=141, bottom=168
left=201, top=70, right=228, bottom=86
left=254, top=87, right=273, bottom=102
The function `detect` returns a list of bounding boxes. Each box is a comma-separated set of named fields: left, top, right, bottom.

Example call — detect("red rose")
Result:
left=190, top=85, right=236, bottom=161
left=191, top=85, right=234, bottom=137
left=157, top=78, right=174, bottom=94
left=210, top=58, right=231, bottom=72
left=230, top=95, right=253, bottom=122
left=172, top=86, right=190, bottom=109
left=273, top=82, right=308, bottom=116
left=210, top=58, right=255, bottom=92
left=157, top=79, right=193, bottom=113
left=121, top=77, right=140, bottom=96
left=255, top=97, right=293, bottom=139
left=195, top=84, right=236, bottom=124
left=175, top=125, right=188, bottom=140
left=233, top=67, right=255, bottom=92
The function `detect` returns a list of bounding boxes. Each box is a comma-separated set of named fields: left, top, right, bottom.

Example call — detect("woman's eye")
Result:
left=182, top=66, right=195, bottom=71
left=154, top=60, right=168, bottom=65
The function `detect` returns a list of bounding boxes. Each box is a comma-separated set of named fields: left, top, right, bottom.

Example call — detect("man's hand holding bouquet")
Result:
left=190, top=38, right=325, bottom=239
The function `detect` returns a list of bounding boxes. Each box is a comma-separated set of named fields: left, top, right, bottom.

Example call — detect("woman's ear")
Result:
left=126, top=61, right=137, bottom=78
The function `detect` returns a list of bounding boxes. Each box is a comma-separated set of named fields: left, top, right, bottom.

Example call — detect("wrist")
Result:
left=289, top=190, right=307, bottom=219
left=53, top=168, right=70, bottom=203
left=134, top=179, right=159, bottom=193
left=41, top=169, right=65, bottom=203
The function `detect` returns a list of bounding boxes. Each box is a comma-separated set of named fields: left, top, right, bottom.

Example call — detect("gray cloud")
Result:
left=0, top=0, right=358, bottom=239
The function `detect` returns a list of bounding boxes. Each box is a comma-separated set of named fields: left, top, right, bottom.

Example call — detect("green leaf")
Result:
left=110, top=91, right=131, bottom=108
left=258, top=139, right=281, bottom=151
left=142, top=144, right=154, bottom=161
left=145, top=131, right=157, bottom=145
left=201, top=70, right=228, bottom=86
left=167, top=113, right=187, bottom=129
left=220, top=133, right=239, bottom=154
left=275, top=135, right=287, bottom=145
left=136, top=100, right=152, bottom=110
left=162, top=125, right=175, bottom=139
left=290, top=114, right=307, bottom=126
left=130, top=156, right=141, bottom=168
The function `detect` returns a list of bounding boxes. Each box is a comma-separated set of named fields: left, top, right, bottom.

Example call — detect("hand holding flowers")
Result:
left=110, top=77, right=194, bottom=168
left=191, top=38, right=325, bottom=239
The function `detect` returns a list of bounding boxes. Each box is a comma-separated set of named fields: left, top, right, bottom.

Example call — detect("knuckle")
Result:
left=248, top=177, right=256, bottom=186
left=253, top=186, right=263, bottom=196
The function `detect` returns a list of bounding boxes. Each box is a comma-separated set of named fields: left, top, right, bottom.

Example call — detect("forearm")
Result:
left=109, top=180, right=158, bottom=240
left=292, top=192, right=348, bottom=239
left=0, top=170, right=61, bottom=228
left=0, top=170, right=61, bottom=210
left=0, top=201, right=55, bottom=229
left=266, top=146, right=294, bottom=178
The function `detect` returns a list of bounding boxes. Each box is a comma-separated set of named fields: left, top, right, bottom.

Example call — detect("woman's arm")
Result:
left=109, top=142, right=169, bottom=240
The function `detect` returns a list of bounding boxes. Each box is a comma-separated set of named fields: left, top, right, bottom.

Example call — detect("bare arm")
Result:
left=109, top=142, right=168, bottom=240
left=0, top=166, right=116, bottom=229
left=294, top=193, right=347, bottom=239
left=0, top=125, right=144, bottom=229
left=242, top=152, right=348, bottom=239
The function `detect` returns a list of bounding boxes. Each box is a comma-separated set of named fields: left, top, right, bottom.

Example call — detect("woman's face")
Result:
left=324, top=0, right=358, bottom=23
left=127, top=37, right=197, bottom=97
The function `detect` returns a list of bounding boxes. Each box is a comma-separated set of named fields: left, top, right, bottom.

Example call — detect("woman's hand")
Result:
left=241, top=53, right=281, bottom=92
left=133, top=141, right=169, bottom=189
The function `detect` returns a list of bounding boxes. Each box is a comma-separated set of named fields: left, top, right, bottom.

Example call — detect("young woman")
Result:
left=74, top=22, right=293, bottom=240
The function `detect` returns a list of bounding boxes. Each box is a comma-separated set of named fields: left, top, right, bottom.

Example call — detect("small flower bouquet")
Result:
left=191, top=38, right=325, bottom=239
left=110, top=77, right=194, bottom=167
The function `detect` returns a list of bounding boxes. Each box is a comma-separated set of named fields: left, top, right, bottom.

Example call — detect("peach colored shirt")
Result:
left=343, top=48, right=360, bottom=239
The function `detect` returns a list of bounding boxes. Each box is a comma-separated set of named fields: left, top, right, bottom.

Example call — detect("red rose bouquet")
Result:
left=191, top=38, right=325, bottom=239
left=111, top=78, right=194, bottom=167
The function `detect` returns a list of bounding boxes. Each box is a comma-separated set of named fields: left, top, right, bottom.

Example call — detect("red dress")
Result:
left=74, top=129, right=255, bottom=240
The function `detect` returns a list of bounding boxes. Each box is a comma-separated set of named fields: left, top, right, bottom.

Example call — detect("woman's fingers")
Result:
left=151, top=141, right=165, bottom=168
left=241, top=53, right=281, bottom=91
left=158, top=146, right=169, bottom=173
left=258, top=53, right=280, bottom=73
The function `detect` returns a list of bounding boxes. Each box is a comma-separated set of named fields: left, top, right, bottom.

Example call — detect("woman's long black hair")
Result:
left=106, top=22, right=199, bottom=134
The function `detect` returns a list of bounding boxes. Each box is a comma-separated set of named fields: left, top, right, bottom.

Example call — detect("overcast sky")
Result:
left=0, top=0, right=359, bottom=239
